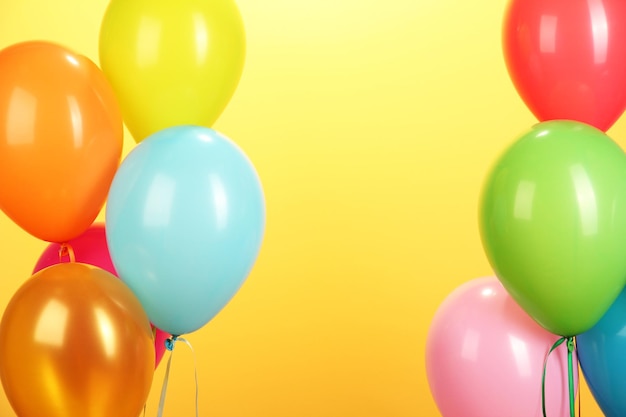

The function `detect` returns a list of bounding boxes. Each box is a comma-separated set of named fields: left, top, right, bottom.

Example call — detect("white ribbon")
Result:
left=156, top=336, right=199, bottom=417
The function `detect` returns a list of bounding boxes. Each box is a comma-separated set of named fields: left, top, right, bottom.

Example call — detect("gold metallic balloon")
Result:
left=0, top=263, right=154, bottom=417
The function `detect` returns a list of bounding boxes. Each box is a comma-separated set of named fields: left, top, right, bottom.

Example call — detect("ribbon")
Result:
left=542, top=336, right=576, bottom=417
left=156, top=336, right=199, bottom=417
left=577, top=344, right=581, bottom=416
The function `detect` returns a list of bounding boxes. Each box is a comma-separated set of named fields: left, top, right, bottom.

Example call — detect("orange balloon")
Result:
left=0, top=41, right=123, bottom=243
left=0, top=263, right=154, bottom=417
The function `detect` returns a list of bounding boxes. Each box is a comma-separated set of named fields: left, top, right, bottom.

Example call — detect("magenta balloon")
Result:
left=34, top=223, right=116, bottom=274
left=426, top=277, right=576, bottom=417
left=34, top=223, right=169, bottom=368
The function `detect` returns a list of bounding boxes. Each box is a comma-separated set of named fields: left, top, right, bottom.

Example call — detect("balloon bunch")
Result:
left=0, top=0, right=264, bottom=416
left=427, top=1, right=626, bottom=416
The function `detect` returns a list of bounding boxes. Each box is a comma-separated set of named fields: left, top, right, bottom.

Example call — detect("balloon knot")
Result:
left=165, top=335, right=179, bottom=351
left=567, top=336, right=575, bottom=353
left=58, top=243, right=76, bottom=263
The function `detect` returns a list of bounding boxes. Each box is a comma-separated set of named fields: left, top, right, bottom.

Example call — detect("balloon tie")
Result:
left=58, top=243, right=75, bottom=263
left=156, top=336, right=199, bottom=417
left=542, top=336, right=576, bottom=417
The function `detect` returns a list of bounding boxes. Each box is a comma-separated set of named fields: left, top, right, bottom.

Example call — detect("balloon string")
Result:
left=577, top=342, right=581, bottom=417
left=156, top=336, right=199, bottom=417
left=58, top=243, right=75, bottom=263
left=178, top=337, right=199, bottom=417
left=567, top=337, right=576, bottom=417
left=156, top=347, right=173, bottom=417
left=542, top=336, right=576, bottom=417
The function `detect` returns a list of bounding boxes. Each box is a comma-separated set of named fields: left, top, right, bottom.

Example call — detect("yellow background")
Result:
left=0, top=0, right=622, bottom=415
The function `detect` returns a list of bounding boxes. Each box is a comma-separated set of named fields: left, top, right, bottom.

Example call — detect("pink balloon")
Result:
left=34, top=223, right=116, bottom=274
left=426, top=277, right=577, bottom=417
left=34, top=222, right=169, bottom=369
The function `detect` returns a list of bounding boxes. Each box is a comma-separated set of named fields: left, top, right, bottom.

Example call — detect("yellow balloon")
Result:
left=0, top=263, right=154, bottom=417
left=99, top=0, right=246, bottom=142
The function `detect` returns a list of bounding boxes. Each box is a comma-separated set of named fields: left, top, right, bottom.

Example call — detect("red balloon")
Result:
left=503, top=0, right=626, bottom=131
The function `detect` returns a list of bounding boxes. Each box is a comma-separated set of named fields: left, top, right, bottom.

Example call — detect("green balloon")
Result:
left=479, top=120, right=626, bottom=336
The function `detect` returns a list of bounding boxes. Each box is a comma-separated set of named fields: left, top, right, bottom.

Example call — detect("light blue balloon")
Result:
left=105, top=126, right=265, bottom=335
left=577, top=288, right=626, bottom=417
